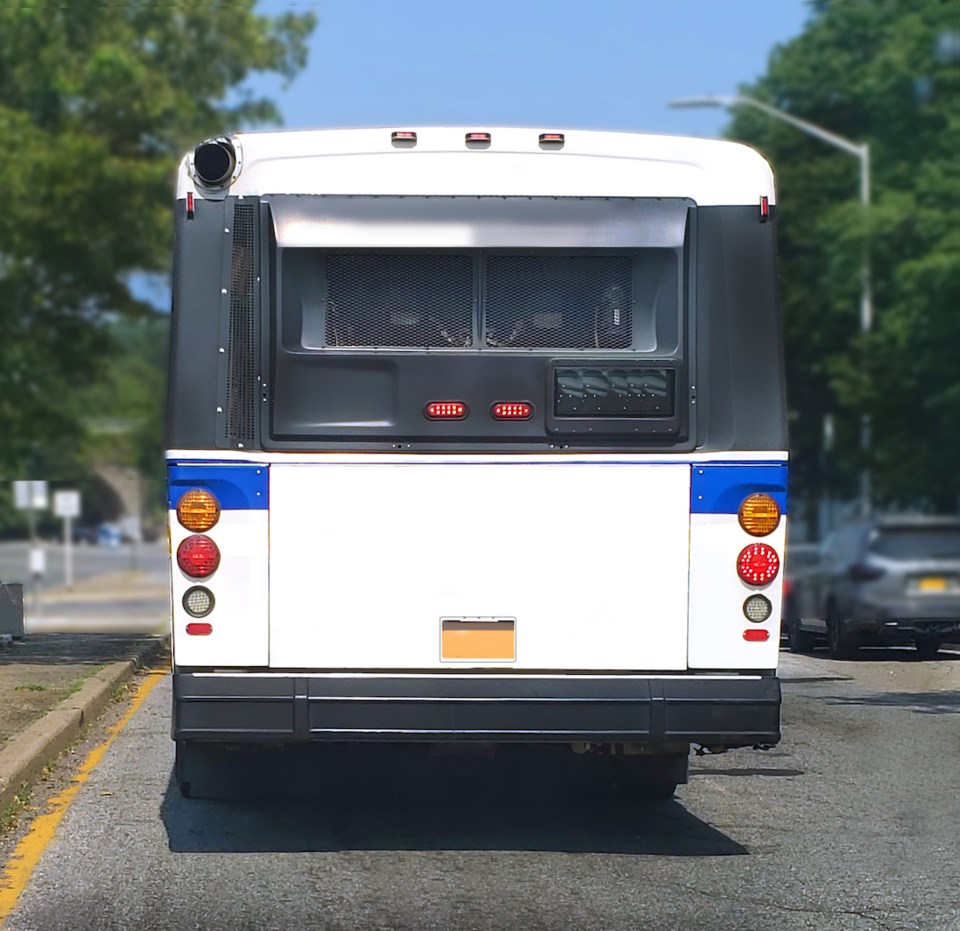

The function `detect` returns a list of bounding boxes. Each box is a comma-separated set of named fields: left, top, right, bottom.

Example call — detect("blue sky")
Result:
left=140, top=1, right=812, bottom=306
left=253, top=0, right=811, bottom=138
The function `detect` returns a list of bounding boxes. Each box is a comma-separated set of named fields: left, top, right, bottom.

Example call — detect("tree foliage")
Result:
left=727, top=0, right=960, bottom=523
left=0, top=1, right=315, bottom=477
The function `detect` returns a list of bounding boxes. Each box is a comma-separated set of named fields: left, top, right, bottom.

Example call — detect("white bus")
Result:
left=167, top=127, right=786, bottom=799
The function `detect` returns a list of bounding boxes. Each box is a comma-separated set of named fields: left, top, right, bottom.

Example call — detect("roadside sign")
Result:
left=54, top=490, right=82, bottom=519
left=29, top=547, right=46, bottom=577
left=13, top=481, right=48, bottom=511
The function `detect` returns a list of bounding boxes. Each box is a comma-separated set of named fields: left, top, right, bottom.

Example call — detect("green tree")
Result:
left=727, top=0, right=960, bottom=526
left=0, top=1, right=315, bottom=477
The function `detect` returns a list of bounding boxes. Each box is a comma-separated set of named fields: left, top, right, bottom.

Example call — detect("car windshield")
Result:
left=868, top=527, right=960, bottom=561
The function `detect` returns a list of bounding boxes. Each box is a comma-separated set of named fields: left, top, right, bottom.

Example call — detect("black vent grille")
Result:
left=226, top=203, right=257, bottom=445
left=325, top=254, right=474, bottom=349
left=485, top=255, right=633, bottom=349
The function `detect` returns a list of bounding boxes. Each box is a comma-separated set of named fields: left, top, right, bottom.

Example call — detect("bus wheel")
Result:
left=174, top=740, right=193, bottom=798
left=787, top=616, right=815, bottom=654
left=827, top=618, right=858, bottom=660
left=613, top=752, right=687, bottom=802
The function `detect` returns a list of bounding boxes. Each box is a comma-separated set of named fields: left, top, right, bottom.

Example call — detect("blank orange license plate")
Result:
left=441, top=618, right=516, bottom=662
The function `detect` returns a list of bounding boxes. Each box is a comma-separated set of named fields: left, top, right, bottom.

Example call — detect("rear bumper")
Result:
left=847, top=618, right=960, bottom=638
left=849, top=601, right=960, bottom=637
left=172, top=672, right=781, bottom=747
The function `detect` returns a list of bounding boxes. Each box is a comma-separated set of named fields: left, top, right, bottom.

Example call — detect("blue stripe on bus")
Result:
left=168, top=465, right=268, bottom=510
left=690, top=464, right=788, bottom=515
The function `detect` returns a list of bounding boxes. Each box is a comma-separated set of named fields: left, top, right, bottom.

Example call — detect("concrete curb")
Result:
left=0, top=637, right=167, bottom=813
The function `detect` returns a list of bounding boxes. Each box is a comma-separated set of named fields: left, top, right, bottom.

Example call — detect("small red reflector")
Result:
left=177, top=534, right=221, bottom=578
left=186, top=191, right=195, bottom=219
left=491, top=402, right=534, bottom=420
left=539, top=132, right=565, bottom=147
left=760, top=195, right=770, bottom=222
left=743, top=629, right=770, bottom=642
left=186, top=622, right=213, bottom=636
left=391, top=131, right=417, bottom=146
left=465, top=132, right=491, bottom=146
left=737, top=543, right=780, bottom=586
left=425, top=401, right=468, bottom=420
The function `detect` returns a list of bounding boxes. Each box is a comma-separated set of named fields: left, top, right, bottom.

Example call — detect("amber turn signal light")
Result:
left=738, top=493, right=781, bottom=537
left=177, top=488, right=221, bottom=532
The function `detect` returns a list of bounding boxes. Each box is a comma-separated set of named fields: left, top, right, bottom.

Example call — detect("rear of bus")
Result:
left=167, top=128, right=786, bottom=797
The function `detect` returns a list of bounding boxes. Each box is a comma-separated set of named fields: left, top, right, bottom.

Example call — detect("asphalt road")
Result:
left=3, top=648, right=960, bottom=931
left=0, top=540, right=169, bottom=591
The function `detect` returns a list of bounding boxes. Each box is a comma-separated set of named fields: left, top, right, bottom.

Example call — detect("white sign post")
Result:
left=13, top=480, right=49, bottom=618
left=54, top=490, right=82, bottom=589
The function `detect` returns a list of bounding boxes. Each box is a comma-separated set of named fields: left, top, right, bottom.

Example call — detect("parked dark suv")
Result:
left=785, top=516, right=960, bottom=659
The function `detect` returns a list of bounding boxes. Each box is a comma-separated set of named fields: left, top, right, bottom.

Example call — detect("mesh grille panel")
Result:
left=226, top=204, right=257, bottom=445
left=485, top=255, right=633, bottom=349
left=325, top=254, right=474, bottom=348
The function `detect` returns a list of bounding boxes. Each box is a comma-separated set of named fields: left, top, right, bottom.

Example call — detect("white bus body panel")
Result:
left=169, top=510, right=270, bottom=668
left=177, top=127, right=775, bottom=206
left=268, top=461, right=691, bottom=671
left=687, top=513, right=785, bottom=670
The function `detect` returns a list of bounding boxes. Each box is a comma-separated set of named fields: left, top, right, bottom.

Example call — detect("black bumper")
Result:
left=173, top=673, right=781, bottom=747
left=847, top=612, right=960, bottom=638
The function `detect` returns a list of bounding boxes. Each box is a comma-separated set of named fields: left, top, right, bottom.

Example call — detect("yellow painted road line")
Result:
left=0, top=667, right=167, bottom=925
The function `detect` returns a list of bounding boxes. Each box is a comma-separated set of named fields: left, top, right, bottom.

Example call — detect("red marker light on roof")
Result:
left=760, top=195, right=770, bottom=223
left=491, top=402, right=534, bottom=421
left=425, top=401, right=468, bottom=420
left=737, top=543, right=780, bottom=586
left=539, top=132, right=565, bottom=148
left=391, top=131, right=417, bottom=147
left=465, top=132, right=492, bottom=147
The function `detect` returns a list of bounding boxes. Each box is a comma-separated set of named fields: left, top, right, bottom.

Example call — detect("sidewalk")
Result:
left=22, top=570, right=169, bottom=635
left=0, top=571, right=168, bottom=813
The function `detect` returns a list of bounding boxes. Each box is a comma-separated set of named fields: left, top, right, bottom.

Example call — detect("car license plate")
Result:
left=441, top=618, right=515, bottom=662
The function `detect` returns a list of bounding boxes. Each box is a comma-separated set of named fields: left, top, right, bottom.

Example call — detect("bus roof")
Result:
left=177, top=126, right=775, bottom=207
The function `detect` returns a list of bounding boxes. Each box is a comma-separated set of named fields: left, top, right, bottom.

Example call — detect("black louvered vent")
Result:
left=226, top=204, right=257, bottom=446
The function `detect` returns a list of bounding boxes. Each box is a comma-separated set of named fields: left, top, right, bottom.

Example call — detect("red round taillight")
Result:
left=737, top=543, right=780, bottom=586
left=177, top=534, right=221, bottom=578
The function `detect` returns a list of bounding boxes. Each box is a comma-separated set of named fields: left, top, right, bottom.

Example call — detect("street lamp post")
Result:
left=670, top=95, right=872, bottom=519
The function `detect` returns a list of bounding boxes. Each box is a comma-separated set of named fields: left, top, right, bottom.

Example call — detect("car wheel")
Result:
left=787, top=616, right=816, bottom=654
left=827, top=617, right=858, bottom=660
left=914, top=635, right=942, bottom=660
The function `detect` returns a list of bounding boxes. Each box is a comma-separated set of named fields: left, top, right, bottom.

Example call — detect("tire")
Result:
left=827, top=617, right=859, bottom=660
left=914, top=635, right=942, bottom=660
left=174, top=740, right=193, bottom=798
left=787, top=615, right=816, bottom=654
left=612, top=752, right=687, bottom=802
